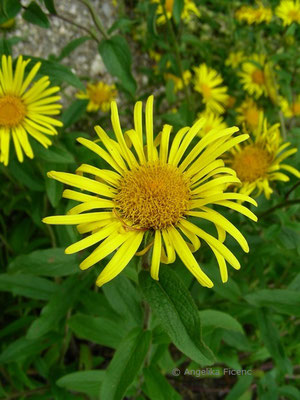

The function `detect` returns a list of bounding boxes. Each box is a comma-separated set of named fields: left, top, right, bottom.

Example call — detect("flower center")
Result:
left=232, top=145, right=271, bottom=183
left=251, top=69, right=265, bottom=85
left=165, top=0, right=174, bottom=13
left=245, top=108, right=259, bottom=128
left=0, top=95, right=26, bottom=128
left=114, top=163, right=190, bottom=230
left=201, top=84, right=211, bottom=99
left=88, top=87, right=110, bottom=105
left=292, top=102, right=300, bottom=116
left=288, top=9, right=300, bottom=21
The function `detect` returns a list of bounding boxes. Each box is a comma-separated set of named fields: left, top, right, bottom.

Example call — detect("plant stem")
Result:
left=258, top=199, right=300, bottom=219
left=79, top=0, right=109, bottom=40
left=159, top=0, right=193, bottom=113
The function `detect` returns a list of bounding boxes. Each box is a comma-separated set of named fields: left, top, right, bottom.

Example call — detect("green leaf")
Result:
left=173, top=0, right=184, bottom=24
left=61, top=99, right=88, bottom=128
left=278, top=386, right=300, bottom=400
left=8, top=159, right=44, bottom=191
left=32, top=142, right=75, bottom=164
left=245, top=289, right=300, bottom=316
left=43, top=0, right=56, bottom=14
left=0, top=0, right=21, bottom=24
left=57, top=371, right=105, bottom=397
left=68, top=314, right=125, bottom=349
left=98, top=35, right=136, bottom=95
left=199, top=310, right=244, bottom=333
left=57, top=36, right=90, bottom=61
left=8, top=248, right=79, bottom=277
left=143, top=366, right=182, bottom=400
left=0, top=273, right=57, bottom=300
left=224, top=375, right=253, bottom=400
left=0, top=335, right=57, bottom=363
left=26, top=276, right=86, bottom=339
left=102, top=275, right=143, bottom=326
left=100, top=328, right=152, bottom=400
left=22, top=1, right=50, bottom=28
left=257, top=309, right=292, bottom=374
left=139, top=268, right=214, bottom=366
left=45, top=176, right=63, bottom=207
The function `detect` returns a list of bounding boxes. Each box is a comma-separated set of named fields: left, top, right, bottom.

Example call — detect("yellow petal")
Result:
left=150, top=230, right=162, bottom=280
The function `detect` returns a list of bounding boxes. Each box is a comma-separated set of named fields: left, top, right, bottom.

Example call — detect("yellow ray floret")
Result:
left=43, top=96, right=257, bottom=287
left=0, top=55, right=63, bottom=166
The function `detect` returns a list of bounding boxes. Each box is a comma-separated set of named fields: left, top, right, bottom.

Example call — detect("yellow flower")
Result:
left=227, top=116, right=300, bottom=199
left=43, top=96, right=257, bottom=287
left=197, top=111, right=227, bottom=136
left=280, top=95, right=300, bottom=117
left=194, top=64, right=229, bottom=114
left=236, top=98, right=263, bottom=130
left=225, top=51, right=245, bottom=69
left=153, top=0, right=200, bottom=25
left=0, top=18, right=15, bottom=29
left=164, top=70, right=192, bottom=92
left=239, top=54, right=268, bottom=98
left=276, top=0, right=300, bottom=26
left=0, top=55, right=62, bottom=166
left=235, top=2, right=272, bottom=24
left=76, top=82, right=117, bottom=112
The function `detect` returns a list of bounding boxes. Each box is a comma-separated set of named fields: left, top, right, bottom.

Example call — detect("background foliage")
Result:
left=1, top=0, right=300, bottom=399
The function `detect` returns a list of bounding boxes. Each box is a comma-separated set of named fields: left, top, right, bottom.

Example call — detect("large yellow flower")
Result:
left=236, top=98, right=263, bottom=130
left=43, top=97, right=257, bottom=287
left=153, top=0, right=200, bottom=25
left=0, top=55, right=62, bottom=166
left=76, top=82, right=117, bottom=112
left=276, top=0, right=300, bottom=26
left=194, top=64, right=229, bottom=114
left=279, top=95, right=300, bottom=118
left=227, top=116, right=300, bottom=199
left=239, top=54, right=268, bottom=98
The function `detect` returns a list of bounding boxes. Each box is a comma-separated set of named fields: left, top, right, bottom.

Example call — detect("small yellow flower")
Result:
left=280, top=94, right=300, bottom=117
left=76, top=82, right=117, bottom=112
left=0, top=55, right=63, bottom=166
left=197, top=111, right=227, bottom=136
left=235, top=2, right=272, bottom=24
left=164, top=70, right=192, bottom=92
left=194, top=64, right=229, bottom=114
left=43, top=96, right=257, bottom=287
left=239, top=54, right=268, bottom=98
left=0, top=18, right=15, bottom=29
left=227, top=116, right=300, bottom=199
left=236, top=98, right=263, bottom=130
left=153, top=0, right=200, bottom=25
left=225, top=51, right=245, bottom=69
left=276, top=0, right=300, bottom=26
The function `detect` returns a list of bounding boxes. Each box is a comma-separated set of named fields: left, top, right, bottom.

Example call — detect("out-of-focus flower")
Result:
left=235, top=2, right=272, bottom=24
left=280, top=95, right=300, bottom=117
left=0, top=18, right=15, bottom=29
left=226, top=95, right=237, bottom=109
left=76, top=82, right=117, bottom=112
left=0, top=55, right=62, bottom=166
left=227, top=116, right=300, bottom=199
left=153, top=0, right=200, bottom=25
left=164, top=70, right=192, bottom=92
left=197, top=111, right=227, bottom=136
left=239, top=54, right=268, bottom=98
left=43, top=96, right=257, bottom=287
left=194, top=64, right=229, bottom=114
left=236, top=98, right=263, bottom=130
left=276, top=0, right=300, bottom=26
left=225, top=51, right=246, bottom=69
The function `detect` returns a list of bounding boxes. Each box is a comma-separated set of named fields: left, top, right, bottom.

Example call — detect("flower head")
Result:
left=76, top=82, right=117, bottom=112
left=0, top=55, right=62, bottom=166
left=153, top=0, right=200, bottom=25
left=280, top=94, right=300, bottom=117
left=276, top=0, right=300, bottom=26
left=225, top=51, right=245, bottom=69
left=43, top=97, right=257, bottom=287
left=236, top=98, right=263, bottom=130
left=194, top=64, right=229, bottom=114
left=239, top=54, right=268, bottom=98
left=227, top=116, right=300, bottom=199
left=164, top=70, right=192, bottom=92
left=235, top=2, right=272, bottom=24
left=197, top=111, right=227, bottom=136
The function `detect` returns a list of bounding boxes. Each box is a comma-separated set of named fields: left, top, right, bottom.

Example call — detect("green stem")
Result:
left=79, top=0, right=109, bottom=40
left=160, top=0, right=193, bottom=113
left=258, top=199, right=300, bottom=219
